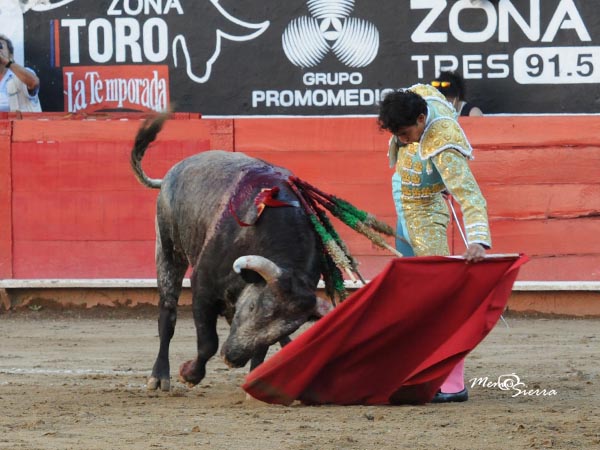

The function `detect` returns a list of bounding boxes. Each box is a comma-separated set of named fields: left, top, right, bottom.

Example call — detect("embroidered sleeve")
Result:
left=432, top=149, right=492, bottom=248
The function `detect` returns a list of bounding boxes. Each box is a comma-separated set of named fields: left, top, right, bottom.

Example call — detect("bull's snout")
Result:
left=221, top=345, right=251, bottom=369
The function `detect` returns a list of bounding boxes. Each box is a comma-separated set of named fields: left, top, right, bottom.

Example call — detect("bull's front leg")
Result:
left=249, top=346, right=268, bottom=372
left=245, top=337, right=292, bottom=401
left=249, top=336, right=291, bottom=371
left=179, top=290, right=219, bottom=387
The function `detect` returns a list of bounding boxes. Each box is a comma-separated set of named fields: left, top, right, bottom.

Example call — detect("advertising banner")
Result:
left=6, top=0, right=600, bottom=115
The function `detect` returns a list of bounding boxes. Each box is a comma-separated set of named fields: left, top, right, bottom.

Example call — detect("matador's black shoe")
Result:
left=431, top=388, right=469, bottom=403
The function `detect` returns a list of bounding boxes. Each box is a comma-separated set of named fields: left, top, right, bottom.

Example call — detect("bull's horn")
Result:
left=233, top=255, right=283, bottom=283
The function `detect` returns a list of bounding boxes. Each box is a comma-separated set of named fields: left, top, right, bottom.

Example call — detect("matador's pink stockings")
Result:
left=440, top=358, right=465, bottom=393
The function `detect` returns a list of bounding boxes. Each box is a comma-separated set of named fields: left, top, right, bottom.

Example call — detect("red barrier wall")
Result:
left=1, top=114, right=599, bottom=282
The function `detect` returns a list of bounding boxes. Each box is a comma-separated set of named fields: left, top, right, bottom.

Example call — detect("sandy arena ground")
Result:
left=0, top=306, right=598, bottom=450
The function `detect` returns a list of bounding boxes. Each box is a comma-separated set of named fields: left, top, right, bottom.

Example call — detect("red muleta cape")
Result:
left=243, top=254, right=528, bottom=405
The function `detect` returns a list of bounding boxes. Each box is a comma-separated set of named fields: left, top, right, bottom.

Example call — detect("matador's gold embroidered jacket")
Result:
left=389, top=84, right=491, bottom=256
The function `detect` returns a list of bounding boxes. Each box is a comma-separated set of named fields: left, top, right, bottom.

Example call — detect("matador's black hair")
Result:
left=377, top=90, right=427, bottom=135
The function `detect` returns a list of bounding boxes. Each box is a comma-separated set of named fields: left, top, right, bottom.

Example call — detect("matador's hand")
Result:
left=463, top=243, right=486, bottom=263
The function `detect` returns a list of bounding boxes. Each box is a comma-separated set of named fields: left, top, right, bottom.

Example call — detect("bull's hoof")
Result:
left=179, top=359, right=203, bottom=387
left=147, top=376, right=170, bottom=392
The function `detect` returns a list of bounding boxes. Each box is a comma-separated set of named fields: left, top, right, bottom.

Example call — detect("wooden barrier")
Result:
left=0, top=113, right=599, bottom=313
left=2, top=113, right=231, bottom=279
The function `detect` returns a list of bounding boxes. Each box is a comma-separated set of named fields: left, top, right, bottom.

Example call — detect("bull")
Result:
left=130, top=115, right=332, bottom=391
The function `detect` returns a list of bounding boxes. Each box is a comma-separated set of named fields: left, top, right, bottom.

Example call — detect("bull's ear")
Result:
left=237, top=268, right=266, bottom=285
left=314, top=296, right=333, bottom=317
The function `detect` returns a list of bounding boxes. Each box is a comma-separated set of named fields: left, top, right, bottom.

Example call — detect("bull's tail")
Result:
left=130, top=113, right=169, bottom=189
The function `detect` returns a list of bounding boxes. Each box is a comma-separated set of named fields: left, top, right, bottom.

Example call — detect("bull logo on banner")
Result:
left=172, top=0, right=269, bottom=84
left=282, top=0, right=379, bottom=68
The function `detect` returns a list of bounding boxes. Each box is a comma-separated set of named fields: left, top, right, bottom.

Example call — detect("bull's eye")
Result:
left=249, top=302, right=255, bottom=312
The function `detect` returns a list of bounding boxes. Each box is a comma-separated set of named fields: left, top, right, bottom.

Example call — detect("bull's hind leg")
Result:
left=147, top=237, right=188, bottom=392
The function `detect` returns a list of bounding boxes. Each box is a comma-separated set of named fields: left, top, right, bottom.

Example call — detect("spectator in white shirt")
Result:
left=0, top=33, right=41, bottom=112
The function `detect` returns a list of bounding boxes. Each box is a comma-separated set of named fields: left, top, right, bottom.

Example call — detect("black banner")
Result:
left=11, top=0, right=600, bottom=115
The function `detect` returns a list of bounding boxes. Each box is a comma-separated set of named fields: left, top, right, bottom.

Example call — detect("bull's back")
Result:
left=161, top=150, right=288, bottom=208
left=156, top=151, right=298, bottom=262
left=166, top=151, right=281, bottom=188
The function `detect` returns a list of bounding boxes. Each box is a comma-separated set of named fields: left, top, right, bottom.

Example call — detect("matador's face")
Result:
left=394, top=113, right=426, bottom=145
